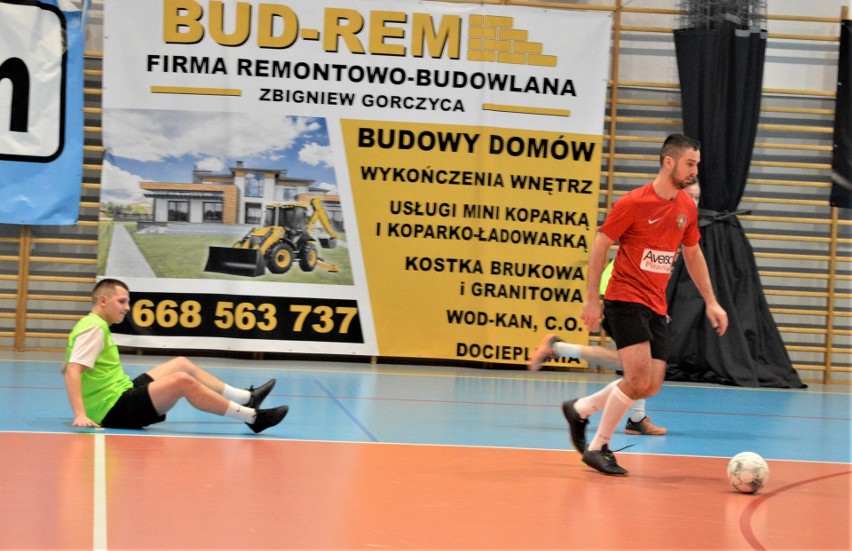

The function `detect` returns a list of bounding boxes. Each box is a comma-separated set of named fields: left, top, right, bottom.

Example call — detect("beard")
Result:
left=674, top=176, right=694, bottom=190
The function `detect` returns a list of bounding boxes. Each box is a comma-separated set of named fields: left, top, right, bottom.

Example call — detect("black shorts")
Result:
left=603, top=300, right=669, bottom=361
left=100, top=373, right=166, bottom=429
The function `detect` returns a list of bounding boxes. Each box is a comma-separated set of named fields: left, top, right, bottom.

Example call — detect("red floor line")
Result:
left=739, top=469, right=852, bottom=550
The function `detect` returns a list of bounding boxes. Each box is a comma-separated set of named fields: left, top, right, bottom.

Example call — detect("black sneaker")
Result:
left=624, top=416, right=667, bottom=435
left=582, top=444, right=628, bottom=476
left=245, top=379, right=276, bottom=409
left=248, top=405, right=289, bottom=434
left=562, top=399, right=589, bottom=453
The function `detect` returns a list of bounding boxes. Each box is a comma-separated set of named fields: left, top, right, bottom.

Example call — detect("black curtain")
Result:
left=667, top=18, right=805, bottom=388
left=831, top=19, right=851, bottom=209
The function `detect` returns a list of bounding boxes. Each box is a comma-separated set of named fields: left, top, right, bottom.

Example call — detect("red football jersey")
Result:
left=600, top=183, right=700, bottom=315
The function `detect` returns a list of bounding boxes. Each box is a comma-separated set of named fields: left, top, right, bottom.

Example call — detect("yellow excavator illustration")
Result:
left=204, top=198, right=339, bottom=277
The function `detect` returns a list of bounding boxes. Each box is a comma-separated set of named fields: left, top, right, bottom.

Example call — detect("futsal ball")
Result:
left=727, top=452, right=769, bottom=494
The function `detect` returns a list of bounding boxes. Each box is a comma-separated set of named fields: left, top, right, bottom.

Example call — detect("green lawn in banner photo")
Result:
left=100, top=222, right=353, bottom=284
left=134, top=233, right=352, bottom=284
left=97, top=221, right=114, bottom=275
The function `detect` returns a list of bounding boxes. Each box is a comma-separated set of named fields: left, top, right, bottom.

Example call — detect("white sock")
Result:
left=553, top=342, right=582, bottom=359
left=575, top=379, right=622, bottom=418
left=222, top=384, right=251, bottom=405
left=630, top=399, right=647, bottom=423
left=588, top=386, right=634, bottom=451
left=223, top=401, right=256, bottom=423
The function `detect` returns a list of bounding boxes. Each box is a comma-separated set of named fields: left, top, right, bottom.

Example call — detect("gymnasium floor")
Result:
left=1, top=351, right=849, bottom=550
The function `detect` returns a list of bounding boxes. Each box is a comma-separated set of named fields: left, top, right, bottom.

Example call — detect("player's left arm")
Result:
left=681, top=243, right=728, bottom=336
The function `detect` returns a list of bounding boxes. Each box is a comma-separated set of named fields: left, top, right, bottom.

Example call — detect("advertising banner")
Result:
left=101, top=0, right=610, bottom=366
left=0, top=0, right=88, bottom=225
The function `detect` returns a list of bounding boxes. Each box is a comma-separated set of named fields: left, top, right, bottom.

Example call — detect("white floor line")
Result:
left=93, top=432, right=107, bottom=550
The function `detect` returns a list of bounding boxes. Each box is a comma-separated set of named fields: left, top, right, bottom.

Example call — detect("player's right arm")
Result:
left=582, top=231, right=616, bottom=332
left=64, top=361, right=100, bottom=428
left=64, top=326, right=104, bottom=427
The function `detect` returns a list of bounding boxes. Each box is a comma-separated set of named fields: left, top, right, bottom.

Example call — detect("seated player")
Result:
left=62, top=278, right=289, bottom=433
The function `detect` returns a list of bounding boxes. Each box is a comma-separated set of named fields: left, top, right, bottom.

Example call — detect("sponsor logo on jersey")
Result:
left=641, top=248, right=676, bottom=273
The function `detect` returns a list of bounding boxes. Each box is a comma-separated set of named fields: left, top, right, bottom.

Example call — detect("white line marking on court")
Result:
left=93, top=432, right=107, bottom=550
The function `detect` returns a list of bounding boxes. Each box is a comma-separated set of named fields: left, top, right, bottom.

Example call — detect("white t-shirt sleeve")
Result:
left=68, top=326, right=105, bottom=370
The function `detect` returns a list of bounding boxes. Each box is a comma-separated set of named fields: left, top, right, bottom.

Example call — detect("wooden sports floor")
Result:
left=1, top=351, right=849, bottom=550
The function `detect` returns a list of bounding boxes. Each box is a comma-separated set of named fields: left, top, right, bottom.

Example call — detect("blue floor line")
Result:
left=314, top=378, right=380, bottom=442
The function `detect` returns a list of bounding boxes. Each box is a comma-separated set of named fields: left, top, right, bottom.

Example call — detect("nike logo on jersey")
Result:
left=648, top=218, right=663, bottom=224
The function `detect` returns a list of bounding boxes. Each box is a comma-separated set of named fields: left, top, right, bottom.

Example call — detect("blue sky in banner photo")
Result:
left=101, top=109, right=337, bottom=205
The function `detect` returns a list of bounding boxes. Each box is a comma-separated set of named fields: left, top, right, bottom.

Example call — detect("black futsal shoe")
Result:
left=248, top=405, right=289, bottom=434
left=562, top=399, right=589, bottom=453
left=246, top=379, right=276, bottom=409
left=582, top=445, right=628, bottom=476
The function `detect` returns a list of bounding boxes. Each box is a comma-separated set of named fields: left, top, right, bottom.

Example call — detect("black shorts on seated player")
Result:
left=99, top=373, right=166, bottom=429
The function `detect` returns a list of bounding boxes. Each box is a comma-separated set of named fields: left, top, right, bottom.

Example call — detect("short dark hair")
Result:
left=660, top=133, right=700, bottom=165
left=92, top=278, right=129, bottom=303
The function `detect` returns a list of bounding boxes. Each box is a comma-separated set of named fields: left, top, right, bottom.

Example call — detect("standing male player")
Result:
left=550, top=134, right=727, bottom=475
left=529, top=179, right=702, bottom=437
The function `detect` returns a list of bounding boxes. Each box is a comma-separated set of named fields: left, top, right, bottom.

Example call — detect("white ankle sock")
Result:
left=630, top=399, right=647, bottom=422
left=588, top=386, right=634, bottom=451
left=223, top=401, right=256, bottom=423
left=222, top=384, right=251, bottom=405
left=553, top=342, right=582, bottom=359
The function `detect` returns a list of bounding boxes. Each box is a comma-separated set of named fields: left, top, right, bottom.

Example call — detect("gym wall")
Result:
left=0, top=0, right=848, bottom=384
